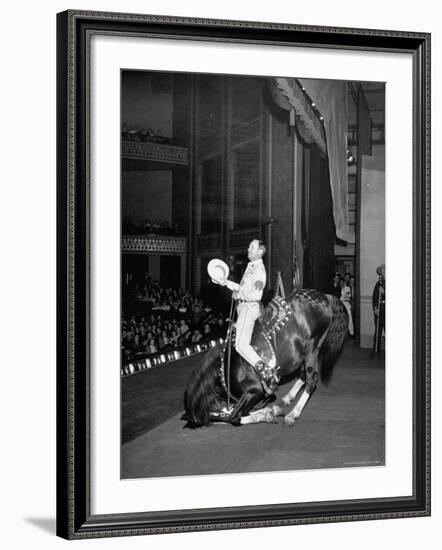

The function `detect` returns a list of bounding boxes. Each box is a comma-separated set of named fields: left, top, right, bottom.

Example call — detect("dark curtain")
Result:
left=305, top=144, right=335, bottom=292
left=299, top=78, right=348, bottom=241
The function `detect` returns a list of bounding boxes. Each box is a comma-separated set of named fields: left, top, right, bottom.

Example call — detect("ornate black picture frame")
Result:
left=56, top=9, right=430, bottom=539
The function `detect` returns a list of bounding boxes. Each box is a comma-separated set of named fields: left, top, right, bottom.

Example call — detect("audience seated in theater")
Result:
left=121, top=273, right=227, bottom=363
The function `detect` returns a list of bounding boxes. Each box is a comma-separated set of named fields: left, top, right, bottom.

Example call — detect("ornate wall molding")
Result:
left=122, top=140, right=188, bottom=165
left=122, top=235, right=186, bottom=254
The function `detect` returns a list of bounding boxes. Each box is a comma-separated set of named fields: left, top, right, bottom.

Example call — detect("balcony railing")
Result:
left=122, top=234, right=186, bottom=255
left=122, top=139, right=188, bottom=166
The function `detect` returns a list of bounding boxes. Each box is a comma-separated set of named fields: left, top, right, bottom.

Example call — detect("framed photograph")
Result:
left=56, top=10, right=430, bottom=539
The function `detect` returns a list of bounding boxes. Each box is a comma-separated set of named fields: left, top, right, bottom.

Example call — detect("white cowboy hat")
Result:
left=207, top=258, right=229, bottom=284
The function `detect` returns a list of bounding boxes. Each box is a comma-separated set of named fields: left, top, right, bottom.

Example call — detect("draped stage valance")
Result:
left=268, top=77, right=348, bottom=242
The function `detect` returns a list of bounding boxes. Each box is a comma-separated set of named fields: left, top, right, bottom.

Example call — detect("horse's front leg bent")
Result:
left=229, top=390, right=263, bottom=426
left=240, top=406, right=278, bottom=425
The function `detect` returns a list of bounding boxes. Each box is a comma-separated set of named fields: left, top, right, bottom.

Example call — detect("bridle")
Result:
left=219, top=297, right=236, bottom=408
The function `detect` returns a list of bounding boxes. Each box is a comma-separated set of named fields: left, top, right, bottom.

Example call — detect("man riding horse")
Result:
left=184, top=239, right=349, bottom=428
left=212, top=239, right=277, bottom=393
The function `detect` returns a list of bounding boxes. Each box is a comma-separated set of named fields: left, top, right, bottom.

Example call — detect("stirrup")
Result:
left=254, top=360, right=280, bottom=395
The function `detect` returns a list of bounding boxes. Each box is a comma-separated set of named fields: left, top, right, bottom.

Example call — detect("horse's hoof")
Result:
left=282, top=395, right=291, bottom=406
left=265, top=410, right=278, bottom=424
left=229, top=415, right=241, bottom=426
left=283, top=415, right=296, bottom=426
left=272, top=405, right=284, bottom=417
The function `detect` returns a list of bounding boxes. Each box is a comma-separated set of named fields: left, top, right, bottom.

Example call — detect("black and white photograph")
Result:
left=1, top=0, right=438, bottom=545
left=120, top=70, right=386, bottom=479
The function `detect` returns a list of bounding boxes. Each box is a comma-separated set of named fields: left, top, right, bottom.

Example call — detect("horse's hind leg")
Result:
left=276, top=336, right=305, bottom=413
left=283, top=386, right=314, bottom=426
left=284, top=351, right=320, bottom=426
left=269, top=377, right=305, bottom=417
left=281, top=377, right=305, bottom=406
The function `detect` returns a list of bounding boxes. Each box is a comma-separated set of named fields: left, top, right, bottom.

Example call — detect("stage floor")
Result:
left=121, top=340, right=385, bottom=479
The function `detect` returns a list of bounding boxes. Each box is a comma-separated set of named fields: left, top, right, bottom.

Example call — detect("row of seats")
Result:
left=121, top=338, right=223, bottom=376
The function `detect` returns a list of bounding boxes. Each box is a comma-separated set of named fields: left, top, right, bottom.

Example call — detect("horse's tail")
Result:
left=183, top=344, right=225, bottom=428
left=319, top=295, right=349, bottom=384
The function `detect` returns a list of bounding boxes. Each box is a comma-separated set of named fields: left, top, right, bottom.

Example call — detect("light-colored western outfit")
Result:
left=226, top=258, right=266, bottom=367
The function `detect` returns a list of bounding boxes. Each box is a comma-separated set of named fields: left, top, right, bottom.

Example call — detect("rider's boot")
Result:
left=255, top=359, right=280, bottom=395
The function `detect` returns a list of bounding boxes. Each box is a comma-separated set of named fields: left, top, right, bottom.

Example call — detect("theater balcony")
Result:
left=122, top=139, right=188, bottom=170
left=121, top=233, right=186, bottom=255
left=122, top=233, right=187, bottom=290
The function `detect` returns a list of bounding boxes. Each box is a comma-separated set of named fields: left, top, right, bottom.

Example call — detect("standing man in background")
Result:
left=372, top=264, right=386, bottom=356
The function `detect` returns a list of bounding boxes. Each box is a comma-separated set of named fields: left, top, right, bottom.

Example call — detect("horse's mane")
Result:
left=183, top=344, right=225, bottom=428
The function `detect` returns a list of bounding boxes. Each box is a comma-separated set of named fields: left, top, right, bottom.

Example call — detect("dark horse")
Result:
left=183, top=289, right=348, bottom=427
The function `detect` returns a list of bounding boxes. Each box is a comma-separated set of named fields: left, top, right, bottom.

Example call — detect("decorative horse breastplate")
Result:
left=261, top=295, right=294, bottom=336
left=219, top=296, right=294, bottom=397
left=254, top=296, right=294, bottom=393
